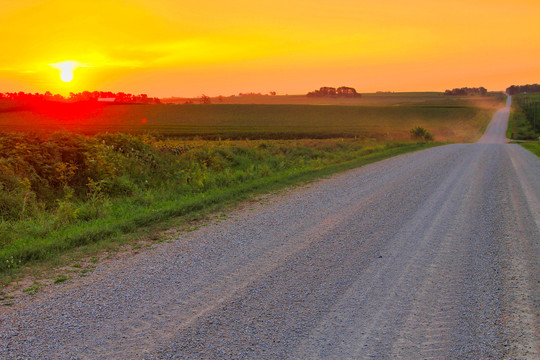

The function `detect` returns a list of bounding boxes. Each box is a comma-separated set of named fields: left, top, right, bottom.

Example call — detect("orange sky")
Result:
left=1, top=0, right=539, bottom=97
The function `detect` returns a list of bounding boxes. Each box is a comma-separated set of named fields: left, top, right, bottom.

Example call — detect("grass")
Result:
left=507, top=108, right=538, bottom=140
left=53, top=275, right=69, bottom=284
left=521, top=142, right=540, bottom=157
left=0, top=137, right=436, bottom=282
left=22, top=282, right=42, bottom=295
left=508, top=93, right=540, bottom=156
left=508, top=93, right=540, bottom=140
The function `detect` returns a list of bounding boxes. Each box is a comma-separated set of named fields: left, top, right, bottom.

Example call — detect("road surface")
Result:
left=1, top=95, right=539, bottom=359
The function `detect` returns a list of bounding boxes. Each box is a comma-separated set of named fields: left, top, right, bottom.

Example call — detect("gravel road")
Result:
left=1, top=95, right=539, bottom=359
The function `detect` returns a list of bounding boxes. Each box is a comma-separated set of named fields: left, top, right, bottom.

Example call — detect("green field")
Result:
left=165, top=92, right=504, bottom=107
left=0, top=94, right=503, bottom=143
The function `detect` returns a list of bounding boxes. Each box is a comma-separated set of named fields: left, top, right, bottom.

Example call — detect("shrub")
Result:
left=410, top=126, right=434, bottom=142
left=0, top=172, right=39, bottom=220
left=102, top=176, right=136, bottom=197
left=55, top=187, right=79, bottom=226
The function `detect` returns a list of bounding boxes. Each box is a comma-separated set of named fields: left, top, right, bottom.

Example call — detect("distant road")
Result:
left=477, top=95, right=512, bottom=144
left=1, top=95, right=539, bottom=359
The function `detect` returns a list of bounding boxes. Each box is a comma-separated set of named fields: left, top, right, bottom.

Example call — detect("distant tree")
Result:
left=337, top=86, right=360, bottom=97
left=0, top=91, right=164, bottom=105
left=506, top=83, right=540, bottom=95
left=200, top=94, right=211, bottom=104
left=270, top=91, right=277, bottom=96
left=308, top=87, right=335, bottom=97
left=238, top=92, right=263, bottom=96
left=444, top=87, right=487, bottom=96
left=307, top=86, right=361, bottom=98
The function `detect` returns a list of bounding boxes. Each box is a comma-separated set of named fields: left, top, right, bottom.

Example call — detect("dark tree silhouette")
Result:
left=1, top=91, right=162, bottom=104
left=199, top=94, right=211, bottom=104
left=444, top=87, right=487, bottom=96
left=506, top=84, right=540, bottom=95
left=307, top=86, right=361, bottom=98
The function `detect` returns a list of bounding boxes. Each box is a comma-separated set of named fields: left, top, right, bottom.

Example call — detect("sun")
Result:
left=50, top=61, right=79, bottom=83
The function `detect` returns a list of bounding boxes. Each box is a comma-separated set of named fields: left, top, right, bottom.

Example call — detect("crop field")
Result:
left=506, top=92, right=540, bottom=157
left=164, top=92, right=503, bottom=107
left=0, top=93, right=503, bottom=143
left=507, top=93, right=540, bottom=140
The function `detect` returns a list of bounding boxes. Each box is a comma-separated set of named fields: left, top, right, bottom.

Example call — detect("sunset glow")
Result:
left=1, top=0, right=539, bottom=96
left=50, top=61, right=79, bottom=83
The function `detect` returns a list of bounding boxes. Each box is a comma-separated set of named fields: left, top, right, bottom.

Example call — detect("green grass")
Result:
left=507, top=109, right=537, bottom=140
left=0, top=136, right=436, bottom=280
left=509, top=94, right=540, bottom=140
left=53, top=275, right=69, bottom=284
left=521, top=142, right=540, bottom=157
left=506, top=110, right=514, bottom=139
left=22, top=282, right=42, bottom=295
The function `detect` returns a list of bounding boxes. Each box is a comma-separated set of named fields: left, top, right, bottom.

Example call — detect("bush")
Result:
left=0, top=171, right=39, bottom=220
left=55, top=187, right=80, bottom=226
left=410, top=126, right=434, bottom=142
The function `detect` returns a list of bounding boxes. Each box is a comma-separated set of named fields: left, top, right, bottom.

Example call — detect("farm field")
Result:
left=163, top=92, right=502, bottom=106
left=0, top=93, right=504, bottom=143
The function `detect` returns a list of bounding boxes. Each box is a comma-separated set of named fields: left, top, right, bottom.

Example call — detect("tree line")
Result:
left=505, top=84, right=540, bottom=95
left=444, top=87, right=487, bottom=96
left=307, top=86, right=361, bottom=98
left=0, top=91, right=161, bottom=104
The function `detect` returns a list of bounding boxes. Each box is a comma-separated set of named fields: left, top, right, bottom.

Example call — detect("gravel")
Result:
left=1, top=96, right=538, bottom=359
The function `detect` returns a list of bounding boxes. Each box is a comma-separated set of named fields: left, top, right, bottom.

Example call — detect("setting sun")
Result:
left=50, top=61, right=79, bottom=83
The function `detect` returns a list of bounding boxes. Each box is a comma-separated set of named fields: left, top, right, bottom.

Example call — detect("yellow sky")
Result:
left=0, top=0, right=539, bottom=97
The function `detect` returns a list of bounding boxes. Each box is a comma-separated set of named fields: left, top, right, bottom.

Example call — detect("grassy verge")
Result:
left=520, top=142, right=540, bottom=157
left=508, top=94, right=540, bottom=162
left=0, top=133, right=436, bottom=283
left=506, top=108, right=515, bottom=139
left=508, top=94, right=540, bottom=140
